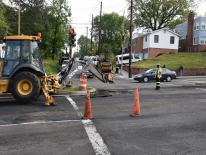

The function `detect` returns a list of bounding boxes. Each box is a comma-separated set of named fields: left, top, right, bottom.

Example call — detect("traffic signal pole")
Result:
left=69, top=44, right=72, bottom=58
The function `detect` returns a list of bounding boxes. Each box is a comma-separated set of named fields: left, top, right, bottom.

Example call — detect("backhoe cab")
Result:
left=0, top=35, right=58, bottom=105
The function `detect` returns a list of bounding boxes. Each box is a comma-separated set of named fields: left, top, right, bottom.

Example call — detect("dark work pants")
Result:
left=156, top=77, right=160, bottom=90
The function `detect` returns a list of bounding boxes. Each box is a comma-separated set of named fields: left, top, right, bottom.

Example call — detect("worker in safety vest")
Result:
left=155, top=64, right=162, bottom=90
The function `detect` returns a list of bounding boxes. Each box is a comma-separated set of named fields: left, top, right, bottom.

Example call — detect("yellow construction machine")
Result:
left=0, top=35, right=113, bottom=106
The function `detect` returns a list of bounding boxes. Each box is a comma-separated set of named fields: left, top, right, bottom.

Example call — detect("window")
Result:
left=145, top=36, right=147, bottom=42
left=134, top=54, right=140, bottom=59
left=3, top=41, right=21, bottom=76
left=201, top=25, right=206, bottom=30
left=196, top=26, right=200, bottom=30
left=5, top=41, right=20, bottom=59
left=22, top=41, right=30, bottom=63
left=200, top=40, right=204, bottom=44
left=194, top=24, right=196, bottom=30
left=170, top=36, right=175, bottom=44
left=132, top=39, right=136, bottom=47
left=122, top=56, right=130, bottom=60
left=31, top=41, right=41, bottom=68
left=154, top=35, right=159, bottom=43
left=193, top=37, right=199, bottom=45
left=194, top=22, right=201, bottom=30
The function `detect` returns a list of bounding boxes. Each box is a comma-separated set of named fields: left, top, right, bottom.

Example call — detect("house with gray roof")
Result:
left=175, top=12, right=206, bottom=52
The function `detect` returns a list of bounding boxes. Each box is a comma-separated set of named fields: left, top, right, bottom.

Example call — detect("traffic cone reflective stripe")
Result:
left=130, top=88, right=141, bottom=117
left=83, top=91, right=94, bottom=119
left=80, top=73, right=87, bottom=91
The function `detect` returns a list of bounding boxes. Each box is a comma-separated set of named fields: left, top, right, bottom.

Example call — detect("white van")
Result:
left=116, top=53, right=141, bottom=66
left=0, top=43, right=6, bottom=58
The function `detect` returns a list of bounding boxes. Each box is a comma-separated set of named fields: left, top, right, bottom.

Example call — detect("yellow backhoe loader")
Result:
left=0, top=35, right=113, bottom=106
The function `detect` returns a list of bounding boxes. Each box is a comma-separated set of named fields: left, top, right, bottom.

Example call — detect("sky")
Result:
left=196, top=1, right=206, bottom=15
left=68, top=0, right=206, bottom=38
left=2, top=0, right=206, bottom=40
left=68, top=0, right=206, bottom=52
left=68, top=0, right=128, bottom=39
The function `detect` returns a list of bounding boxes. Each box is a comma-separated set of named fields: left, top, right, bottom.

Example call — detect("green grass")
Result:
left=132, top=52, right=206, bottom=70
left=43, top=58, right=60, bottom=75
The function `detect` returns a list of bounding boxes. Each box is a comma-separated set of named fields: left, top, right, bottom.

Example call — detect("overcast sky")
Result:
left=69, top=0, right=206, bottom=38
left=68, top=0, right=128, bottom=39
left=3, top=0, right=206, bottom=38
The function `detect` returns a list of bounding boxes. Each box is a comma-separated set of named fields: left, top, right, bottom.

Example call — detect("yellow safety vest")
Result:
left=155, top=68, right=162, bottom=78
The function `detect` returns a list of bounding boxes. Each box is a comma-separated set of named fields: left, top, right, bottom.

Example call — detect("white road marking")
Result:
left=0, top=96, right=14, bottom=99
left=195, top=88, right=206, bottom=91
left=163, top=83, right=182, bottom=86
left=0, top=119, right=80, bottom=127
left=66, top=96, right=111, bottom=155
left=165, top=83, right=178, bottom=86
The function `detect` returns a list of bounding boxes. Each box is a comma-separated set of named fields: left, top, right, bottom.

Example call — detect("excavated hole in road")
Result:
left=92, top=89, right=135, bottom=98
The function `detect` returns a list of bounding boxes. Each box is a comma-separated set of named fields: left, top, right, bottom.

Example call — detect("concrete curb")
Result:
left=57, top=87, right=96, bottom=96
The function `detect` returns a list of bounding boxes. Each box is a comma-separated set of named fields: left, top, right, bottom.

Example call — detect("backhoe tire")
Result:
left=11, top=72, right=41, bottom=103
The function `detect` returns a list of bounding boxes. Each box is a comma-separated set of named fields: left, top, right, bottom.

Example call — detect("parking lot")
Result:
left=0, top=76, right=206, bottom=155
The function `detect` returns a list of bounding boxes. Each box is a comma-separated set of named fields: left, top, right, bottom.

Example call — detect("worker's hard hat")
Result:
left=157, top=63, right=160, bottom=67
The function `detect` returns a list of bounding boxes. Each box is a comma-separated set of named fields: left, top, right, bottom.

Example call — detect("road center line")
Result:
left=0, top=119, right=80, bottom=127
left=66, top=96, right=111, bottom=155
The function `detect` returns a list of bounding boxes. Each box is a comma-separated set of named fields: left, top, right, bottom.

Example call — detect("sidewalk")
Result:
left=115, top=69, right=134, bottom=79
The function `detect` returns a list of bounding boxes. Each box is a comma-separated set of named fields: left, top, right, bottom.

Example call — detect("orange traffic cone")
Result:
left=130, top=88, right=141, bottom=117
left=83, top=90, right=94, bottom=119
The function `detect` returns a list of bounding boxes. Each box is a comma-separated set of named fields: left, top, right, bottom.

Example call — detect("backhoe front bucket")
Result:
left=40, top=76, right=61, bottom=106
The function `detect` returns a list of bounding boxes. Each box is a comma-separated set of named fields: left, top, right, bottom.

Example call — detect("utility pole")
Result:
left=128, top=0, right=133, bottom=78
left=18, top=1, right=21, bottom=35
left=120, top=10, right=125, bottom=74
left=86, top=26, right=88, bottom=54
left=90, top=15, right=93, bottom=53
left=97, top=1, right=102, bottom=55
left=69, top=44, right=72, bottom=57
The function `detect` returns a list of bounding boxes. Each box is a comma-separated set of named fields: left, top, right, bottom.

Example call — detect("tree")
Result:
left=3, top=4, right=18, bottom=35
left=5, top=0, right=71, bottom=60
left=93, top=12, right=129, bottom=56
left=0, top=0, right=9, bottom=38
left=44, top=0, right=70, bottom=60
left=78, top=35, right=95, bottom=56
left=7, top=0, right=46, bottom=35
left=131, top=0, right=189, bottom=30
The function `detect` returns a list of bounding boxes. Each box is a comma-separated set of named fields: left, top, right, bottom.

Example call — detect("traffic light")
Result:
left=69, top=27, right=76, bottom=47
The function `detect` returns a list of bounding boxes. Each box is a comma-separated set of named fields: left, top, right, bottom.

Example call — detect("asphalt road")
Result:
left=0, top=76, right=206, bottom=155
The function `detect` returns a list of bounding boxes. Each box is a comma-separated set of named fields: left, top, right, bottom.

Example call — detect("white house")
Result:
left=132, top=28, right=180, bottom=59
